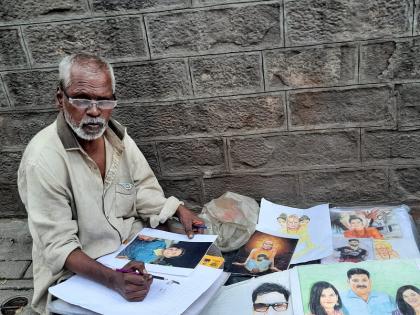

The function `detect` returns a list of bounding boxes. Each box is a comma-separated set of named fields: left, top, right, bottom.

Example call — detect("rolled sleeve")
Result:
left=19, top=160, right=81, bottom=275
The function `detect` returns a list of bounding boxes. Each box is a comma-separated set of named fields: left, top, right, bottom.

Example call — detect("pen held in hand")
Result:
left=115, top=268, right=180, bottom=284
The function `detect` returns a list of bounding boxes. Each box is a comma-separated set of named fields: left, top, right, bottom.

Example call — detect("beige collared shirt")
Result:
left=18, top=112, right=182, bottom=314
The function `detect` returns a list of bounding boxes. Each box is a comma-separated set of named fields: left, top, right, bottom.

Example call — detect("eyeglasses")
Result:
left=253, top=302, right=288, bottom=312
left=62, top=89, right=117, bottom=109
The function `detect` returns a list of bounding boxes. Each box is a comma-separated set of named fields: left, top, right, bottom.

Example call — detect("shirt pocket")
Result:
left=115, top=182, right=136, bottom=217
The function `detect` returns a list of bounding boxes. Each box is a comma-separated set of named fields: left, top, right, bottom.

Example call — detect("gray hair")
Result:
left=58, top=53, right=116, bottom=93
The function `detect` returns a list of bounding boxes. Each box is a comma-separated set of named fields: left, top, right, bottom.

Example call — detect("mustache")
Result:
left=356, top=285, right=368, bottom=288
left=81, top=117, right=106, bottom=126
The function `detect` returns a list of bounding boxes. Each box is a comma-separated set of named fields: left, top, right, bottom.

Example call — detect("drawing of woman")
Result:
left=308, top=281, right=348, bottom=315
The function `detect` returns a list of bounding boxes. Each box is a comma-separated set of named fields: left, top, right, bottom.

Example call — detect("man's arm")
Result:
left=65, top=249, right=152, bottom=301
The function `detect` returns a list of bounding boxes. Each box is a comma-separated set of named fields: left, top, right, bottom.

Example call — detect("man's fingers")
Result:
left=125, top=289, right=150, bottom=302
left=125, top=273, right=152, bottom=286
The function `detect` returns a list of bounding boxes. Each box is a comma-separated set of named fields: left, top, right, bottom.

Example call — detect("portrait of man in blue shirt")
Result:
left=340, top=268, right=396, bottom=315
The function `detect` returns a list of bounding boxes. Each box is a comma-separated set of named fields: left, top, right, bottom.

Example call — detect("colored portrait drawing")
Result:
left=229, top=231, right=298, bottom=276
left=331, top=207, right=402, bottom=239
left=322, top=237, right=374, bottom=264
left=117, top=234, right=212, bottom=269
left=297, top=259, right=420, bottom=315
left=373, top=240, right=400, bottom=260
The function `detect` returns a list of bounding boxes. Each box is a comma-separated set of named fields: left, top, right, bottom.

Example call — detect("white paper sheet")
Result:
left=201, top=270, right=294, bottom=315
left=111, top=228, right=218, bottom=276
left=49, top=265, right=223, bottom=315
left=257, top=199, right=333, bottom=264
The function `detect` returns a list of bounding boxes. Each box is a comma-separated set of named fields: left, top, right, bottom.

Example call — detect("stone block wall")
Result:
left=1, top=0, right=420, bottom=305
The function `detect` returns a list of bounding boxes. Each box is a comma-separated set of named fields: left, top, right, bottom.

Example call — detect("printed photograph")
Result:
left=321, top=237, right=374, bottom=264
left=330, top=207, right=402, bottom=239
left=297, top=259, right=420, bottom=315
left=228, top=231, right=298, bottom=276
left=117, top=234, right=213, bottom=269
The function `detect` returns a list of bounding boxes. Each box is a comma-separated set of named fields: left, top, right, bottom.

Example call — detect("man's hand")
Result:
left=175, top=204, right=205, bottom=239
left=112, top=261, right=153, bottom=302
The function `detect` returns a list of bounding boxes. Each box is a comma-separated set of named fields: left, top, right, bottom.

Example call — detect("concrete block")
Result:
left=92, top=0, right=188, bottom=13
left=0, top=261, right=30, bottom=279
left=0, top=111, right=57, bottom=148
left=159, top=177, right=203, bottom=209
left=0, top=0, right=89, bottom=25
left=190, top=52, right=263, bottom=97
left=396, top=83, right=420, bottom=127
left=3, top=70, right=57, bottom=108
left=0, top=80, right=10, bottom=108
left=264, top=44, right=357, bottom=90
left=158, top=138, right=225, bottom=175
left=300, top=168, right=390, bottom=204
left=0, top=28, right=28, bottom=71
left=203, top=173, right=299, bottom=205
left=0, top=219, right=32, bottom=261
left=360, top=38, right=420, bottom=83
left=285, top=0, right=412, bottom=46
left=138, top=143, right=160, bottom=175
left=0, top=185, right=26, bottom=218
left=23, top=17, right=148, bottom=67
left=146, top=3, right=281, bottom=57
left=114, top=93, right=286, bottom=139
left=230, top=130, right=360, bottom=171
left=362, top=129, right=420, bottom=162
left=289, top=85, right=396, bottom=129
left=0, top=151, right=22, bottom=184
left=114, top=60, right=191, bottom=102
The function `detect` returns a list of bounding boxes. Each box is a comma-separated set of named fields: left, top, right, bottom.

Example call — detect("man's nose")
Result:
left=86, top=102, right=101, bottom=116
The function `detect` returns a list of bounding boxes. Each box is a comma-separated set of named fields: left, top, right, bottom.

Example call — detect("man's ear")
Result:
left=56, top=86, right=64, bottom=110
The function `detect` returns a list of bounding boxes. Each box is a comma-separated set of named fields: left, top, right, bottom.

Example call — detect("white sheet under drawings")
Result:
left=290, top=267, right=304, bottom=315
left=111, top=228, right=218, bottom=276
left=200, top=270, right=294, bottom=315
left=257, top=199, right=333, bottom=264
left=49, top=266, right=224, bottom=315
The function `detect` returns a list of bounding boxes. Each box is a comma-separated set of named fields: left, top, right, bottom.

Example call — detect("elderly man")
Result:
left=17, top=53, right=202, bottom=314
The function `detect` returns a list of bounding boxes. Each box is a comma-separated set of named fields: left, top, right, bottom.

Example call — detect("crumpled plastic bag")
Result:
left=199, top=192, right=259, bottom=252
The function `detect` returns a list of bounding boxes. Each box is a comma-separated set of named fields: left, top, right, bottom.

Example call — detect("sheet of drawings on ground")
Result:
left=227, top=230, right=298, bottom=276
left=257, top=199, right=333, bottom=264
left=328, top=205, right=420, bottom=263
left=115, top=228, right=217, bottom=276
left=201, top=269, right=294, bottom=315
left=291, top=258, right=420, bottom=315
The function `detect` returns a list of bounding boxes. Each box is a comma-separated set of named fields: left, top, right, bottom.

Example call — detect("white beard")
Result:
left=63, top=109, right=107, bottom=141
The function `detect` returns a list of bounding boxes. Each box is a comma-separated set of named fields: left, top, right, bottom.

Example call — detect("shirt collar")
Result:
left=56, top=111, right=126, bottom=152
left=347, top=289, right=379, bottom=299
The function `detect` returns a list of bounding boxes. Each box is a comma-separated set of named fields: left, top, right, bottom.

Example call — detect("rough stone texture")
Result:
left=0, top=111, right=57, bottom=148
left=192, top=0, right=271, bottom=6
left=0, top=151, right=22, bottom=184
left=114, top=94, right=285, bottom=139
left=289, top=86, right=396, bottom=129
left=0, top=185, right=26, bottom=217
left=300, top=168, right=390, bottom=204
left=190, top=53, right=263, bottom=97
left=285, top=0, right=412, bottom=46
left=230, top=130, right=359, bottom=171
left=0, top=261, right=30, bottom=279
left=203, top=173, right=299, bottom=205
left=362, top=129, right=420, bottom=162
left=146, top=3, right=281, bottom=58
left=0, top=219, right=32, bottom=261
left=114, top=60, right=191, bottom=102
left=0, top=29, right=28, bottom=71
left=158, top=139, right=225, bottom=175
left=23, top=17, right=148, bottom=67
left=23, top=263, right=33, bottom=279
left=396, top=83, right=420, bottom=127
left=137, top=143, right=160, bottom=175
left=0, top=280, right=34, bottom=290
left=390, top=167, right=420, bottom=201
left=92, top=0, right=188, bottom=13
left=360, top=38, right=420, bottom=83
left=264, top=44, right=357, bottom=90
left=159, top=178, right=203, bottom=209
left=0, top=0, right=89, bottom=25
left=0, top=81, right=9, bottom=108
left=2, top=70, right=57, bottom=108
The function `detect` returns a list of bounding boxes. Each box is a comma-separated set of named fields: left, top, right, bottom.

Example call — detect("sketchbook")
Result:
left=49, top=229, right=222, bottom=315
